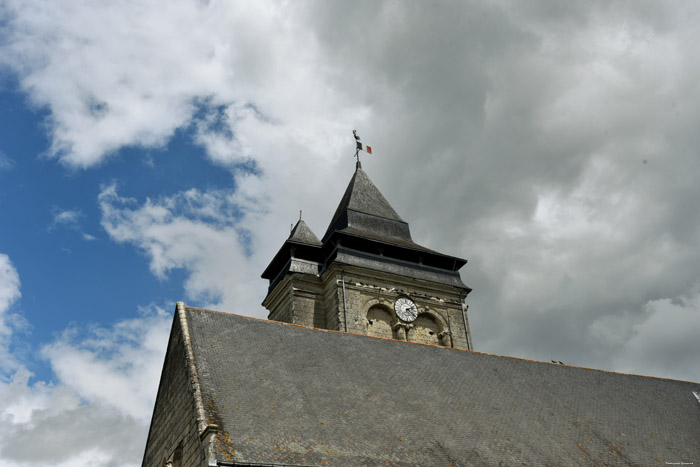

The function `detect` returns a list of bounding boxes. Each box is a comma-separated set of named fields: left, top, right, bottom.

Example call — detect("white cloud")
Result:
left=42, top=304, right=171, bottom=421
left=0, top=305, right=170, bottom=467
left=49, top=208, right=82, bottom=229
left=0, top=254, right=22, bottom=372
left=0, top=0, right=355, bottom=169
left=0, top=254, right=20, bottom=317
left=0, top=256, right=168, bottom=466
left=0, top=151, right=15, bottom=172
left=49, top=208, right=97, bottom=240
left=0, top=371, right=146, bottom=467
left=99, top=183, right=267, bottom=314
left=2, top=0, right=228, bottom=166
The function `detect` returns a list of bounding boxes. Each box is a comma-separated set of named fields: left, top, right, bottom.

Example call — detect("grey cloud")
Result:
left=286, top=1, right=700, bottom=381
left=0, top=402, right=144, bottom=466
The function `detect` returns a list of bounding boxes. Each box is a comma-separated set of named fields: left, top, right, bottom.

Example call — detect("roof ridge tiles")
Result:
left=176, top=302, right=210, bottom=435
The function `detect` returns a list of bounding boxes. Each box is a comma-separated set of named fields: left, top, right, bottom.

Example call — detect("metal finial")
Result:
left=353, top=130, right=361, bottom=165
left=299, top=210, right=302, bottom=221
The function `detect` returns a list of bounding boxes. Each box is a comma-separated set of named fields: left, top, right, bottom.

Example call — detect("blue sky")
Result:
left=0, top=90, right=231, bottom=341
left=2, top=1, right=700, bottom=465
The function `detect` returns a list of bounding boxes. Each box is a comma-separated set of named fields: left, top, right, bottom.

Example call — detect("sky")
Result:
left=1, top=1, right=700, bottom=465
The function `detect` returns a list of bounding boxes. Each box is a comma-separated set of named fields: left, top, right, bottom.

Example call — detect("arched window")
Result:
left=411, top=314, right=442, bottom=346
left=366, top=305, right=394, bottom=339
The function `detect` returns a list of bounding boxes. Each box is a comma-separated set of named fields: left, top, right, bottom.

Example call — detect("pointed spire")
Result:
left=325, top=164, right=405, bottom=236
left=288, top=218, right=322, bottom=246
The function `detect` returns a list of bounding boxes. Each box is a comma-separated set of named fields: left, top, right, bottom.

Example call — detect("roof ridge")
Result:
left=176, top=302, right=212, bottom=435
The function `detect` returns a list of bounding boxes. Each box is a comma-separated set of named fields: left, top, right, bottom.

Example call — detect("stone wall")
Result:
left=263, top=276, right=294, bottom=324
left=290, top=274, right=325, bottom=328
left=141, top=312, right=203, bottom=467
left=321, top=270, right=342, bottom=331
left=264, top=273, right=326, bottom=328
left=366, top=305, right=395, bottom=339
left=263, top=262, right=473, bottom=350
left=321, top=264, right=472, bottom=350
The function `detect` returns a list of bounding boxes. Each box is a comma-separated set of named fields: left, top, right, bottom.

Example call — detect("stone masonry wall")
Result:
left=264, top=277, right=294, bottom=324
left=320, top=264, right=472, bottom=350
left=264, top=263, right=473, bottom=350
left=142, top=314, right=203, bottom=467
left=290, top=274, right=325, bottom=328
left=323, top=271, right=342, bottom=331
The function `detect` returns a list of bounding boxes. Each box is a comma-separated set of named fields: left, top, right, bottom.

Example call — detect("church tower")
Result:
left=261, top=161, right=473, bottom=350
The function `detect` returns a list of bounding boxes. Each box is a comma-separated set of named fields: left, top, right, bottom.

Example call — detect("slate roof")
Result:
left=262, top=163, right=467, bottom=290
left=320, top=162, right=466, bottom=268
left=182, top=305, right=700, bottom=466
left=288, top=219, right=322, bottom=247
left=338, top=226, right=440, bottom=254
left=325, top=161, right=405, bottom=232
left=261, top=219, right=323, bottom=282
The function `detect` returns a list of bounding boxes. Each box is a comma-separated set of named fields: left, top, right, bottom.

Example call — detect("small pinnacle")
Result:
left=299, top=210, right=302, bottom=221
left=356, top=160, right=362, bottom=170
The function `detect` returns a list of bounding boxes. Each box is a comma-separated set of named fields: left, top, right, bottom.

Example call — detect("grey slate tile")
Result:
left=184, top=306, right=700, bottom=466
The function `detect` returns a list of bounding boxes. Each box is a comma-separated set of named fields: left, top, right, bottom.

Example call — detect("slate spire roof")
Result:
left=262, top=161, right=469, bottom=290
left=260, top=216, right=322, bottom=282
left=321, top=161, right=439, bottom=256
left=325, top=161, right=405, bottom=234
left=288, top=218, right=322, bottom=246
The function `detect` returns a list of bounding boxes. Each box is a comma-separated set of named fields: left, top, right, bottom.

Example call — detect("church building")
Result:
left=142, top=161, right=700, bottom=466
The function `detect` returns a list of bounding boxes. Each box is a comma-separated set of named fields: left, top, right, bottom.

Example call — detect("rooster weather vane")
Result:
left=353, top=130, right=372, bottom=163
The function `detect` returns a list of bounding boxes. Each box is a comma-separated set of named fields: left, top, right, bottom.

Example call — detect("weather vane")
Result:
left=353, top=130, right=372, bottom=164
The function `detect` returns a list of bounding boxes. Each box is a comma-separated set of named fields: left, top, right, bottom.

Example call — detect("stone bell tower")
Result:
left=261, top=161, right=473, bottom=350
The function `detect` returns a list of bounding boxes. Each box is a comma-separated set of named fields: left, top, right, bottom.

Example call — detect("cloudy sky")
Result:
left=2, top=1, right=700, bottom=465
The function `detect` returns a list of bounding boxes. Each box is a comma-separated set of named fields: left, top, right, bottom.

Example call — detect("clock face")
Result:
left=394, top=297, right=418, bottom=322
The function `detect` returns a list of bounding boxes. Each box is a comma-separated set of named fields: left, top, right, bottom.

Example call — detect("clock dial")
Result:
left=394, top=297, right=418, bottom=322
